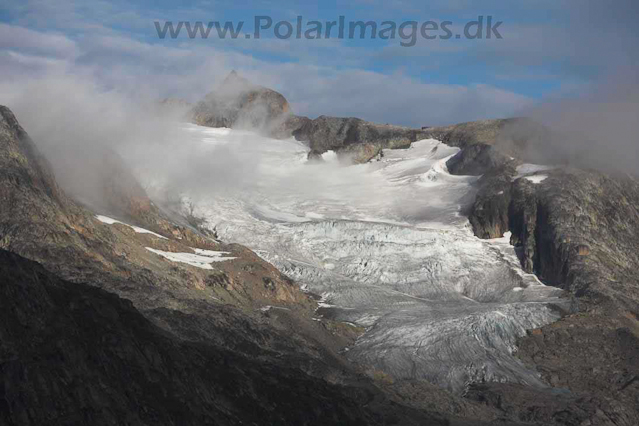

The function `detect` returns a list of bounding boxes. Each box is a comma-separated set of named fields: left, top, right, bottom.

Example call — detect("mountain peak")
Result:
left=221, top=69, right=252, bottom=89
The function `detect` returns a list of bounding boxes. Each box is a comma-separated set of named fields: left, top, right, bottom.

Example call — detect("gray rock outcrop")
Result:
left=293, top=115, right=429, bottom=162
left=446, top=122, right=639, bottom=425
left=445, top=143, right=513, bottom=176
left=191, top=71, right=299, bottom=138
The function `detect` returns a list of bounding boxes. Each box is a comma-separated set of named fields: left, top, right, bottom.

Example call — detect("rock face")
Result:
left=293, top=116, right=429, bottom=162
left=191, top=71, right=298, bottom=138
left=0, top=105, right=86, bottom=268
left=443, top=117, right=639, bottom=311
left=421, top=117, right=550, bottom=154
left=0, top=105, right=65, bottom=207
left=288, top=114, right=544, bottom=165
left=445, top=143, right=513, bottom=176
left=446, top=126, right=639, bottom=425
left=468, top=167, right=639, bottom=311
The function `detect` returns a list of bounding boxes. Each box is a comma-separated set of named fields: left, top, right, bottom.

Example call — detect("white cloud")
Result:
left=0, top=24, right=532, bottom=127
left=0, top=23, right=78, bottom=59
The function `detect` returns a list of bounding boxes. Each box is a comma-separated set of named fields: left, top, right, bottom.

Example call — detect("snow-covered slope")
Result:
left=141, top=123, right=567, bottom=393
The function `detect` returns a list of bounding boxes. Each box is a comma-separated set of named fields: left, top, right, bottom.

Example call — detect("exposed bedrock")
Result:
left=449, top=139, right=639, bottom=425
left=292, top=116, right=552, bottom=165
left=293, top=115, right=429, bottom=162
left=445, top=143, right=513, bottom=176
left=190, top=71, right=307, bottom=139
left=464, top=164, right=639, bottom=311
left=423, top=118, right=524, bottom=149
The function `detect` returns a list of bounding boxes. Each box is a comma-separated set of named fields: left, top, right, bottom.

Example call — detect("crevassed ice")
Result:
left=145, top=123, right=567, bottom=393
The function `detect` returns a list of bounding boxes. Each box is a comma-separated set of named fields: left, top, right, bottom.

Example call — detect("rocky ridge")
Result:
left=189, top=72, right=430, bottom=161
left=442, top=119, right=639, bottom=424
left=293, top=115, right=430, bottom=162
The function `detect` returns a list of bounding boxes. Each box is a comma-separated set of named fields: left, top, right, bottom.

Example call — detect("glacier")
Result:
left=140, top=123, right=568, bottom=393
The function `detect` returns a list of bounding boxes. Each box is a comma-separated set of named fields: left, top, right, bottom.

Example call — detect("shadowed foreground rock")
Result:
left=0, top=249, right=452, bottom=426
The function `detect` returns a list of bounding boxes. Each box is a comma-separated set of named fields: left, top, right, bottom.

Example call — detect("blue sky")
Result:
left=1, top=0, right=637, bottom=126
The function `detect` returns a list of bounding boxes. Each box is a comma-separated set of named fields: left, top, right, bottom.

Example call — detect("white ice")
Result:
left=525, top=175, right=549, bottom=184
left=138, top=123, right=567, bottom=393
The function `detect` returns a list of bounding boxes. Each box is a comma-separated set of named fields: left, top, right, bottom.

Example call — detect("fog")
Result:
left=496, top=74, right=639, bottom=175
left=0, top=72, right=404, bottom=218
left=2, top=0, right=639, bottom=209
left=0, top=75, right=191, bottom=210
left=1, top=64, right=638, bottom=221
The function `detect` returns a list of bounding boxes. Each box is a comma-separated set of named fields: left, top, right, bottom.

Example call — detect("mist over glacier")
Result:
left=138, top=123, right=568, bottom=393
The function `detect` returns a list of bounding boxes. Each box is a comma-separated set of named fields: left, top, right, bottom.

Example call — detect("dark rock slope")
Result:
left=468, top=165, right=639, bottom=312
left=447, top=125, right=639, bottom=425
left=424, top=118, right=519, bottom=149
left=0, top=249, right=450, bottom=426
left=422, top=117, right=550, bottom=155
left=0, top=104, right=316, bottom=311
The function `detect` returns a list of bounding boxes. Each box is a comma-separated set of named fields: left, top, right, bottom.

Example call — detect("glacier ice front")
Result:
left=146, top=123, right=567, bottom=393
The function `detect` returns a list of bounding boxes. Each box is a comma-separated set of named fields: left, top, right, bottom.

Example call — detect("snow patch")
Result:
left=260, top=305, right=290, bottom=312
left=525, top=175, right=548, bottom=184
left=514, top=164, right=554, bottom=183
left=321, top=150, right=339, bottom=162
left=146, top=247, right=236, bottom=269
left=96, top=215, right=168, bottom=239
left=194, top=248, right=232, bottom=256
